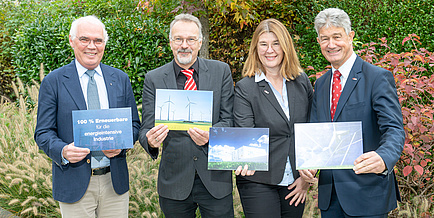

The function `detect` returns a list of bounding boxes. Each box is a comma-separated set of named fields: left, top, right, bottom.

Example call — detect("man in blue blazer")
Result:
left=34, top=16, right=140, bottom=217
left=300, top=8, right=405, bottom=217
left=139, top=14, right=234, bottom=217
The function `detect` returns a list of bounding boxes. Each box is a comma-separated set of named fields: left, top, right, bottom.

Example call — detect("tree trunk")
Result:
left=198, top=5, right=209, bottom=59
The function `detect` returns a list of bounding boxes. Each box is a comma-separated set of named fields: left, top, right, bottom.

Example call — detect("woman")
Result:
left=233, top=18, right=313, bottom=217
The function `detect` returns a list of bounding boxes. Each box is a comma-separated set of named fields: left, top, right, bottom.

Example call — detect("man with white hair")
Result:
left=300, top=8, right=404, bottom=217
left=139, top=13, right=234, bottom=217
left=35, top=15, right=140, bottom=217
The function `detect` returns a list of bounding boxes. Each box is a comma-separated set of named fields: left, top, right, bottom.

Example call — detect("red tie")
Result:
left=181, top=69, right=197, bottom=90
left=331, top=70, right=342, bottom=120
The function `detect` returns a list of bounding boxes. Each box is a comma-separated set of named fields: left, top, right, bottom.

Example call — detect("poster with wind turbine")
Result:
left=155, top=89, right=213, bottom=131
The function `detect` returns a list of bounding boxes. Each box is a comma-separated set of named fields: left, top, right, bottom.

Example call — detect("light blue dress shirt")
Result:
left=61, top=60, right=110, bottom=169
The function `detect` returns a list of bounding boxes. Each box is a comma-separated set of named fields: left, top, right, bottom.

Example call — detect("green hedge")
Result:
left=2, top=0, right=433, bottom=101
left=9, top=1, right=172, bottom=105
left=208, top=0, right=434, bottom=81
left=293, top=0, right=434, bottom=72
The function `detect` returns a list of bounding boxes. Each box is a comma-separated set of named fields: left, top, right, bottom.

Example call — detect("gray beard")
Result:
left=177, top=54, right=192, bottom=65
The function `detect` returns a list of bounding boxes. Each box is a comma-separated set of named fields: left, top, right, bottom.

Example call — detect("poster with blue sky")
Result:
left=155, top=89, right=213, bottom=131
left=208, top=127, right=269, bottom=171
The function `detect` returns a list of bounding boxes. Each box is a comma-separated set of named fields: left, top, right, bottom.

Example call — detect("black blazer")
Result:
left=139, top=58, right=234, bottom=200
left=234, top=72, right=313, bottom=184
left=34, top=60, right=140, bottom=203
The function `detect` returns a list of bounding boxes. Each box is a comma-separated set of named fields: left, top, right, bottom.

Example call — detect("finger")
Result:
left=246, top=170, right=256, bottom=176
left=235, top=166, right=242, bottom=175
left=241, top=165, right=249, bottom=176
left=285, top=189, right=296, bottom=200
left=289, top=193, right=299, bottom=205
left=299, top=170, right=311, bottom=180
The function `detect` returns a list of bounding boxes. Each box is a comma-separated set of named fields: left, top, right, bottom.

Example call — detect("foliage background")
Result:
left=0, top=0, right=433, bottom=217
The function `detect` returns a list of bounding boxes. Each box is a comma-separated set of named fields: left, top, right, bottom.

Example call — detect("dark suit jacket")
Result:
left=139, top=58, right=234, bottom=200
left=234, top=72, right=313, bottom=184
left=34, top=60, right=140, bottom=203
left=311, top=56, right=404, bottom=216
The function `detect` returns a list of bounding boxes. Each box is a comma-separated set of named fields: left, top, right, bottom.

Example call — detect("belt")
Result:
left=92, top=166, right=110, bottom=176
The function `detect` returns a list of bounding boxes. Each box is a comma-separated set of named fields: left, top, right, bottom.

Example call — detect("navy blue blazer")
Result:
left=34, top=60, right=140, bottom=203
left=311, top=56, right=404, bottom=216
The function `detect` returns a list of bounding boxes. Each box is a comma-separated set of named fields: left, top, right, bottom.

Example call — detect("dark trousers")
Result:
left=159, top=174, right=234, bottom=218
left=321, top=183, right=388, bottom=218
left=236, top=176, right=305, bottom=218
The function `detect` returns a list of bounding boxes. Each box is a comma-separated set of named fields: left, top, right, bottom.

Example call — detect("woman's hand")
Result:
left=285, top=177, right=310, bottom=206
left=234, top=164, right=256, bottom=176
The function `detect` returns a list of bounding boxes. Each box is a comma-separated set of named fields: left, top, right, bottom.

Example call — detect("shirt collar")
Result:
left=332, top=52, right=357, bottom=79
left=254, top=71, right=285, bottom=84
left=174, top=59, right=199, bottom=77
left=75, top=59, right=102, bottom=78
left=254, top=71, right=267, bottom=83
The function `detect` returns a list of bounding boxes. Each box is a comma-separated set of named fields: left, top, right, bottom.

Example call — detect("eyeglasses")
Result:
left=171, top=37, right=199, bottom=45
left=78, top=36, right=105, bottom=47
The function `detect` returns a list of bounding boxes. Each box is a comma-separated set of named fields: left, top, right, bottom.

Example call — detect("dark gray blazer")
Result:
left=139, top=58, right=234, bottom=200
left=234, top=72, right=313, bottom=184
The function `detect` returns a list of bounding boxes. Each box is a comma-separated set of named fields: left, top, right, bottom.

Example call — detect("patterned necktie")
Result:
left=85, top=70, right=105, bottom=161
left=181, top=69, right=197, bottom=90
left=331, top=70, right=342, bottom=121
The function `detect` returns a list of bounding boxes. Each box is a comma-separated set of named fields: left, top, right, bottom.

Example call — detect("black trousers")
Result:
left=159, top=174, right=234, bottom=218
left=236, top=176, right=305, bottom=218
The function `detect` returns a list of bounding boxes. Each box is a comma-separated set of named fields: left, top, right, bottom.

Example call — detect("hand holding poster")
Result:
left=72, top=107, right=133, bottom=151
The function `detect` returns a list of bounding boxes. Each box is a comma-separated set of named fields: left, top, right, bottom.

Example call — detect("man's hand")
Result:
left=187, top=127, right=209, bottom=146
left=102, top=149, right=121, bottom=158
left=146, top=124, right=169, bottom=148
left=353, top=151, right=386, bottom=174
left=299, top=169, right=318, bottom=184
left=63, top=142, right=90, bottom=163
left=235, top=164, right=256, bottom=176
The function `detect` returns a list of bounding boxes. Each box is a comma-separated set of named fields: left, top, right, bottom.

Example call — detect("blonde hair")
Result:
left=243, top=18, right=302, bottom=80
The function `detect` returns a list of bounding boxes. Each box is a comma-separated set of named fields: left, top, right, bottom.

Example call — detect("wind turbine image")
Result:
left=164, top=96, right=174, bottom=120
left=171, top=110, right=176, bottom=121
left=157, top=105, right=164, bottom=120
left=185, top=96, right=196, bottom=122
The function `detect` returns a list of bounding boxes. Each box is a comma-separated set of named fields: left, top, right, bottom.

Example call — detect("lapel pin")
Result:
left=352, top=78, right=357, bottom=81
left=110, top=83, right=113, bottom=86
left=264, top=90, right=269, bottom=94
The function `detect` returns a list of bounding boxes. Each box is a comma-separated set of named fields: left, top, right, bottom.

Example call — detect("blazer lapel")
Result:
left=258, top=80, right=289, bottom=125
left=334, top=56, right=363, bottom=120
left=62, top=61, right=87, bottom=110
left=320, top=70, right=333, bottom=121
left=161, top=61, right=177, bottom=89
left=101, top=64, right=117, bottom=108
left=286, top=79, right=296, bottom=126
left=198, top=58, right=211, bottom=91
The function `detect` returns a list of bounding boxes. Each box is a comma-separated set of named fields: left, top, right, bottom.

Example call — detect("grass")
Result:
left=3, top=76, right=432, bottom=217
left=0, top=77, right=322, bottom=217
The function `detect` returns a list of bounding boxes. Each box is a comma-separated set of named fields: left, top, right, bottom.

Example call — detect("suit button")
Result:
left=193, top=156, right=198, bottom=161
left=87, top=159, right=90, bottom=164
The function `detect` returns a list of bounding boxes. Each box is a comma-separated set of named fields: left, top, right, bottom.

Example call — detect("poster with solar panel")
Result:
left=294, top=121, right=363, bottom=170
left=208, top=127, right=269, bottom=171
